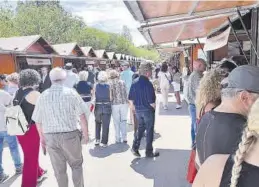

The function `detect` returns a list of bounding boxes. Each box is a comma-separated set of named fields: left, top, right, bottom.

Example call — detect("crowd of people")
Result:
left=2, top=56, right=259, bottom=187
left=0, top=60, right=161, bottom=187
left=182, top=57, right=259, bottom=187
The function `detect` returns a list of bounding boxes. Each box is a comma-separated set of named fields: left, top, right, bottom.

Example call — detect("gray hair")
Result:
left=19, top=69, right=41, bottom=87
left=221, top=88, right=241, bottom=98
left=49, top=67, right=67, bottom=83
left=98, top=71, right=108, bottom=83
left=79, top=71, right=89, bottom=81
left=139, top=62, right=152, bottom=76
left=6, top=72, right=19, bottom=84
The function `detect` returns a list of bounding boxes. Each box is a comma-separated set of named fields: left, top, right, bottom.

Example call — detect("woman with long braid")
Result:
left=193, top=97, right=259, bottom=187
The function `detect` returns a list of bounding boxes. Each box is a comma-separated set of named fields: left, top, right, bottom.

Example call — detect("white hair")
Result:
left=98, top=71, right=108, bottom=83
left=79, top=71, right=89, bottom=81
left=49, top=67, right=67, bottom=83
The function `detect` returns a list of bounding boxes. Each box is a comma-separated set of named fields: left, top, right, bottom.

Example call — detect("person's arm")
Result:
left=128, top=83, right=135, bottom=111
left=74, top=91, right=89, bottom=143
left=147, top=82, right=156, bottom=109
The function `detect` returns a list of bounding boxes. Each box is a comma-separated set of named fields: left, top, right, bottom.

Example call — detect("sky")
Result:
left=60, top=0, right=147, bottom=46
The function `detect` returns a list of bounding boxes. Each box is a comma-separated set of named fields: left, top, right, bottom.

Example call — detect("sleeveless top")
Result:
left=95, top=83, right=110, bottom=103
left=220, top=155, right=259, bottom=187
left=14, top=88, right=35, bottom=124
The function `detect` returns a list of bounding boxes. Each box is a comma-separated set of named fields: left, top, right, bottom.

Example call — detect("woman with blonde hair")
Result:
left=6, top=72, right=19, bottom=96
left=195, top=68, right=227, bottom=120
left=193, top=97, right=259, bottom=187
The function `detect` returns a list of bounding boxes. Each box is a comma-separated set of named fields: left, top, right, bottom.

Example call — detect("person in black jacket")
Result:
left=39, top=67, right=51, bottom=93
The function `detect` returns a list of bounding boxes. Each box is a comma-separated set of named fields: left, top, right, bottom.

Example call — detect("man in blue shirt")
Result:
left=120, top=61, right=134, bottom=95
left=129, top=62, right=159, bottom=158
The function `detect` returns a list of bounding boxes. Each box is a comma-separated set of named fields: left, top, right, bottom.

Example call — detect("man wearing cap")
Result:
left=63, top=63, right=79, bottom=88
left=32, top=67, right=89, bottom=187
left=186, top=58, right=207, bottom=147
left=129, top=62, right=159, bottom=158
left=196, top=65, right=259, bottom=166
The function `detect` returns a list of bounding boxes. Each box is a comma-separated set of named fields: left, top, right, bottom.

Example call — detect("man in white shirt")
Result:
left=63, top=63, right=79, bottom=88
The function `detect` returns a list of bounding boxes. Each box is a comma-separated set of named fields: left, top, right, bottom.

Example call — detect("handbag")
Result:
left=5, top=90, right=32, bottom=136
left=186, top=148, right=197, bottom=183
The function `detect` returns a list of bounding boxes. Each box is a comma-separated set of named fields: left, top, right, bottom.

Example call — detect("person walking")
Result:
left=93, top=71, right=112, bottom=147
left=74, top=71, right=93, bottom=122
left=172, top=66, right=182, bottom=109
left=39, top=66, right=51, bottom=93
left=186, top=59, right=206, bottom=147
left=158, top=63, right=172, bottom=110
left=130, top=62, right=159, bottom=158
left=14, top=69, right=46, bottom=187
left=32, top=67, right=89, bottom=187
left=6, top=73, right=19, bottom=96
left=63, top=63, right=79, bottom=88
left=109, top=70, right=128, bottom=143
left=0, top=86, right=22, bottom=183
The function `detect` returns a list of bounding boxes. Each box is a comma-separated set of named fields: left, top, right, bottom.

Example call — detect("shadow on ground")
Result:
left=158, top=101, right=189, bottom=116
left=130, top=149, right=191, bottom=187
left=89, top=143, right=130, bottom=158
left=1, top=174, right=20, bottom=187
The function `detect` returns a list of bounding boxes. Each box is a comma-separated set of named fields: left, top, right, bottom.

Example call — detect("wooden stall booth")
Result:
left=125, top=1, right=259, bottom=68
left=0, top=35, right=57, bottom=74
left=52, top=43, right=85, bottom=71
left=81, top=46, right=97, bottom=69
left=95, top=50, right=109, bottom=70
left=107, top=52, right=118, bottom=69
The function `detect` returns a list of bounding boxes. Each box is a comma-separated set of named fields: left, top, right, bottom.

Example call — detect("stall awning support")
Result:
left=227, top=17, right=249, bottom=64
left=237, top=9, right=259, bottom=60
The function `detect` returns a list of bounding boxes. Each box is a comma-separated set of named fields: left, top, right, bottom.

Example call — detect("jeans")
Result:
left=95, top=104, right=112, bottom=144
left=112, top=104, right=128, bottom=142
left=132, top=110, right=155, bottom=155
left=188, top=104, right=197, bottom=146
left=0, top=131, right=22, bottom=174
left=45, top=130, right=84, bottom=187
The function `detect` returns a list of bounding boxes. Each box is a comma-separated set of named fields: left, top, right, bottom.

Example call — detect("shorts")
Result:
left=172, top=82, right=180, bottom=92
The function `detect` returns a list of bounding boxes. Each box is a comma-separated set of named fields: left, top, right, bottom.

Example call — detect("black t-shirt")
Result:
left=196, top=110, right=246, bottom=164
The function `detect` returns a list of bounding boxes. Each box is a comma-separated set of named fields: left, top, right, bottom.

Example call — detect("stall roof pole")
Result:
left=196, top=38, right=207, bottom=59
left=237, top=9, right=259, bottom=60
left=228, top=17, right=249, bottom=64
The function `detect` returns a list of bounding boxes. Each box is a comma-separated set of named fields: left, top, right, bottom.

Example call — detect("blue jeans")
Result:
left=188, top=104, right=197, bottom=146
left=0, top=131, right=22, bottom=174
left=133, top=110, right=155, bottom=155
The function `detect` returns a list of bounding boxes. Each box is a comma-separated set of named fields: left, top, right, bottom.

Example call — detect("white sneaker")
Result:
left=101, top=143, right=108, bottom=147
left=176, top=104, right=182, bottom=109
left=163, top=106, right=168, bottom=110
left=95, top=140, right=100, bottom=146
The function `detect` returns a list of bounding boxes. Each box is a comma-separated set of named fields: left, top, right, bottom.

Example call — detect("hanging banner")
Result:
left=204, top=27, right=231, bottom=52
left=26, top=58, right=51, bottom=65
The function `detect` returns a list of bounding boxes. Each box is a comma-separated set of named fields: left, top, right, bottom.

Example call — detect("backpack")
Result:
left=5, top=90, right=32, bottom=136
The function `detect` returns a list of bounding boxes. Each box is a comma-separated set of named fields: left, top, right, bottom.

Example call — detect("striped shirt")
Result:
left=32, top=84, right=86, bottom=134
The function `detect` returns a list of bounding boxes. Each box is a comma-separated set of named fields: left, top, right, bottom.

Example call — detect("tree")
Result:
left=121, top=25, right=132, bottom=42
left=0, top=1, right=160, bottom=61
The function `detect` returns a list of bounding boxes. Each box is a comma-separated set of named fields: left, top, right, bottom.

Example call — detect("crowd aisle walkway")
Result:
left=1, top=93, right=191, bottom=187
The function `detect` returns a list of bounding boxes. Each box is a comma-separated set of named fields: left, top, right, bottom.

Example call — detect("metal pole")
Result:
left=227, top=17, right=249, bottom=64
left=237, top=9, right=259, bottom=60
left=196, top=38, right=207, bottom=59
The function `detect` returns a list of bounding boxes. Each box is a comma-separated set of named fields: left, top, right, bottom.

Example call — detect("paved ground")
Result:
left=1, top=93, right=191, bottom=187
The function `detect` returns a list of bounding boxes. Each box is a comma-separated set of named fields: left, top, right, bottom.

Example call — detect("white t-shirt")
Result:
left=158, top=71, right=171, bottom=88
left=63, top=71, right=79, bottom=88
left=0, top=90, right=12, bottom=132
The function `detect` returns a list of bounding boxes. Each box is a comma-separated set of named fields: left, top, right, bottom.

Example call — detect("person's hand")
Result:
left=40, top=135, right=47, bottom=155
left=90, top=104, right=94, bottom=112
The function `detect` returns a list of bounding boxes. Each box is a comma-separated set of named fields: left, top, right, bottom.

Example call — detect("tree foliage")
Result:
left=0, top=1, right=159, bottom=61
